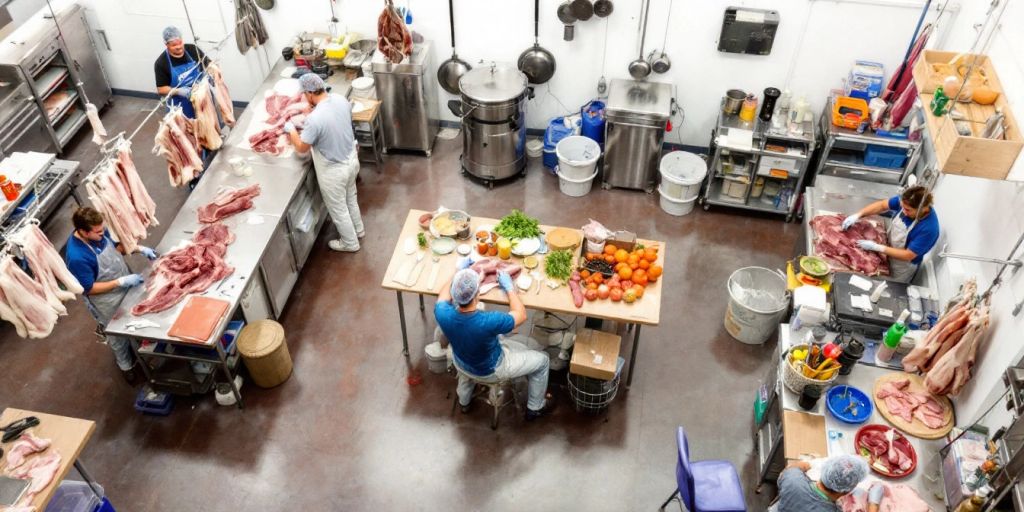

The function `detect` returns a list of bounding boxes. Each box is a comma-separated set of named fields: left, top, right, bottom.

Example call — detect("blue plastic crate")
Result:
left=44, top=480, right=103, bottom=512
left=176, top=320, right=243, bottom=357
left=134, top=386, right=174, bottom=416
left=864, top=144, right=907, bottom=169
left=95, top=497, right=115, bottom=512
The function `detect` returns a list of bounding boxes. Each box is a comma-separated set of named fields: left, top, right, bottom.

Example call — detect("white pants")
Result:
left=314, top=148, right=364, bottom=249
left=456, top=335, right=550, bottom=411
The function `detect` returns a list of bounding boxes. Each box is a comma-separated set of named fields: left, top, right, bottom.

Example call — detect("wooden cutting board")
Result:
left=873, top=372, right=955, bottom=439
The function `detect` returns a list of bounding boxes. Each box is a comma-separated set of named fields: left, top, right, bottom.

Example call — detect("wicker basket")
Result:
left=783, top=344, right=839, bottom=394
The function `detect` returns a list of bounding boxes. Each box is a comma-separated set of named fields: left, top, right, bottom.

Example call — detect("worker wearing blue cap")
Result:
left=154, top=26, right=209, bottom=119
left=284, top=73, right=364, bottom=252
left=435, top=259, right=553, bottom=421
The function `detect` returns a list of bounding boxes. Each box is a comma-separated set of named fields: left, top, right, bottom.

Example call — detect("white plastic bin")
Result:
left=555, top=136, right=601, bottom=180
left=659, top=151, right=707, bottom=201
left=526, top=139, right=543, bottom=158
left=724, top=267, right=790, bottom=345
left=351, top=77, right=375, bottom=99
left=557, top=169, right=599, bottom=197
left=658, top=187, right=698, bottom=216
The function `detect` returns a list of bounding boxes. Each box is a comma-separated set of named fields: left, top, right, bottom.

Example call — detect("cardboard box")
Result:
left=782, top=410, right=828, bottom=461
left=570, top=328, right=622, bottom=380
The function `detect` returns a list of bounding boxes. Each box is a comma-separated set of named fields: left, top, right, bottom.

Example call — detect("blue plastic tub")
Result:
left=44, top=480, right=104, bottom=512
left=580, top=100, right=606, bottom=147
left=134, top=386, right=174, bottom=416
left=543, top=117, right=575, bottom=169
left=826, top=385, right=873, bottom=424
left=864, top=145, right=907, bottom=169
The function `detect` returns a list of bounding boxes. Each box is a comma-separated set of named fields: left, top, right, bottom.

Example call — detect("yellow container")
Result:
left=497, top=237, right=512, bottom=260
left=739, top=95, right=758, bottom=122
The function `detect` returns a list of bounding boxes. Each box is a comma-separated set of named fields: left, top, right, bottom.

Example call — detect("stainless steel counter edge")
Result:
left=104, top=58, right=352, bottom=344
left=802, top=175, right=901, bottom=256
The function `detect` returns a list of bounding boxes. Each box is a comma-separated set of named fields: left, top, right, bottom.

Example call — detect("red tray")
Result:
left=854, top=424, right=917, bottom=478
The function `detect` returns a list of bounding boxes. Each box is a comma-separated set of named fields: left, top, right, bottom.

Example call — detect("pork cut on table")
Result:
left=207, top=63, right=235, bottom=127
left=154, top=109, right=204, bottom=187
left=247, top=93, right=311, bottom=155
left=131, top=223, right=235, bottom=316
left=86, top=143, right=158, bottom=254
left=190, top=79, right=223, bottom=150
left=875, top=378, right=948, bottom=429
left=470, top=258, right=523, bottom=295
left=3, top=433, right=51, bottom=471
left=197, top=184, right=261, bottom=223
left=810, top=214, right=890, bottom=276
left=837, top=483, right=930, bottom=512
left=9, top=449, right=62, bottom=505
left=377, top=0, right=412, bottom=64
left=858, top=428, right=914, bottom=474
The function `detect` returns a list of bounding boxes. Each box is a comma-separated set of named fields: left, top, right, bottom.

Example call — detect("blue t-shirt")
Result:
left=434, top=300, right=515, bottom=376
left=300, top=94, right=355, bottom=163
left=886, top=196, right=940, bottom=265
left=65, top=231, right=115, bottom=294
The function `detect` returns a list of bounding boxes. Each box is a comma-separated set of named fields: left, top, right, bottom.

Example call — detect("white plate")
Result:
left=511, top=237, right=540, bottom=256
left=431, top=237, right=457, bottom=255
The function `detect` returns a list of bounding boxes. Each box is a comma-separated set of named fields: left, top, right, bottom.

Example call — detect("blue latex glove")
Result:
left=117, top=274, right=144, bottom=288
left=857, top=239, right=884, bottom=252
left=283, top=121, right=296, bottom=134
left=841, top=213, right=862, bottom=231
left=455, top=256, right=473, bottom=271
left=868, top=483, right=884, bottom=504
left=173, top=85, right=192, bottom=98
left=138, top=246, right=158, bottom=260
left=497, top=271, right=514, bottom=293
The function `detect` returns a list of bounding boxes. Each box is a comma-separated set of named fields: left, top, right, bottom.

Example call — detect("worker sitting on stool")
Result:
left=841, top=185, right=940, bottom=283
left=65, top=207, right=156, bottom=383
left=435, top=258, right=554, bottom=421
left=772, top=455, right=877, bottom=512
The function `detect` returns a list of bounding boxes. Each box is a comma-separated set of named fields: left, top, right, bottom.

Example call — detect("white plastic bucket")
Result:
left=526, top=139, right=543, bottom=158
left=557, top=169, right=599, bottom=197
left=555, top=136, right=601, bottom=181
left=658, top=186, right=698, bottom=216
left=724, top=267, right=790, bottom=345
left=660, top=151, right=707, bottom=201
left=351, top=77, right=375, bottom=99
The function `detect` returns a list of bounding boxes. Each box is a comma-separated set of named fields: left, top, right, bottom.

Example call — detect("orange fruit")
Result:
left=614, top=249, right=629, bottom=263
left=603, top=244, right=617, bottom=256
left=618, top=267, right=633, bottom=280
left=644, top=249, right=658, bottom=262
left=629, top=262, right=638, bottom=271
left=633, top=285, right=645, bottom=298
left=649, top=265, right=663, bottom=279
left=634, top=274, right=648, bottom=287
left=593, top=273, right=604, bottom=284
left=580, top=270, right=591, bottom=279
left=586, top=282, right=598, bottom=291
left=639, top=259, right=650, bottom=270
left=627, top=254, right=640, bottom=265
left=604, top=254, right=616, bottom=264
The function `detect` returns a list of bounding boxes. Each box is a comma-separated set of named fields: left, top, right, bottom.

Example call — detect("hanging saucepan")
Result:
left=437, top=0, right=471, bottom=95
left=557, top=1, right=577, bottom=41
left=518, top=0, right=556, bottom=84
left=649, top=49, right=671, bottom=74
left=628, top=0, right=652, bottom=80
left=594, top=0, right=613, bottom=17
left=571, top=0, right=594, bottom=21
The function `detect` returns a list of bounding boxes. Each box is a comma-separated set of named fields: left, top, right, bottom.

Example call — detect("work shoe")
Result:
left=357, top=230, right=365, bottom=239
left=525, top=400, right=556, bottom=421
left=460, top=401, right=473, bottom=414
left=121, top=365, right=139, bottom=385
left=328, top=240, right=360, bottom=252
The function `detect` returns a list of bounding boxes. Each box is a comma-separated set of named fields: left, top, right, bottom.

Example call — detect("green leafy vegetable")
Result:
left=417, top=232, right=427, bottom=248
left=494, top=209, right=541, bottom=239
left=544, top=250, right=573, bottom=282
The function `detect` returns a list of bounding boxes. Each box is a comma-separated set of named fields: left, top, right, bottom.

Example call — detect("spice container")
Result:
left=0, top=175, right=18, bottom=201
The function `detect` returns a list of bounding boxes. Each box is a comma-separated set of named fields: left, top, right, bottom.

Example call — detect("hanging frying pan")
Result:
left=518, top=0, right=556, bottom=84
left=437, top=0, right=471, bottom=94
left=594, top=0, right=613, bottom=17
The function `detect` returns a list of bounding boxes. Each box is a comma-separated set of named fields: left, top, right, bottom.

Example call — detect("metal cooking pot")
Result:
left=557, top=1, right=577, bottom=41
left=650, top=49, right=671, bottom=74
left=518, top=0, right=556, bottom=84
left=452, top=64, right=529, bottom=123
left=571, top=0, right=594, bottom=21
left=594, top=0, right=613, bottom=17
left=723, top=89, right=745, bottom=114
left=438, top=0, right=471, bottom=95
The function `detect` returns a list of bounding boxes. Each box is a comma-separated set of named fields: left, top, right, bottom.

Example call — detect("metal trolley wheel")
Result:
left=567, top=371, right=621, bottom=414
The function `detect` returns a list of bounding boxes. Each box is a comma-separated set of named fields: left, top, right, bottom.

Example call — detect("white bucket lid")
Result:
left=352, top=76, right=374, bottom=90
left=556, top=136, right=601, bottom=165
left=660, top=151, right=707, bottom=185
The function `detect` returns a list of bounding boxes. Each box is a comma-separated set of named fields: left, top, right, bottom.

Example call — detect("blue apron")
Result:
left=166, top=49, right=202, bottom=119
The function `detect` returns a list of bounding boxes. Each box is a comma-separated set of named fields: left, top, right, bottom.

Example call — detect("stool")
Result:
left=236, top=320, right=293, bottom=388
left=450, top=369, right=522, bottom=430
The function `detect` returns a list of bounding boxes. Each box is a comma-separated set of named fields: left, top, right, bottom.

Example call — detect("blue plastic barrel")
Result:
left=580, top=100, right=606, bottom=147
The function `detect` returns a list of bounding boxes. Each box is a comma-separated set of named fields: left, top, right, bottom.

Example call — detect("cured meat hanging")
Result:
left=0, top=255, right=60, bottom=339
left=85, top=142, right=158, bottom=254
left=247, top=93, right=311, bottom=155
left=12, top=223, right=84, bottom=315
left=190, top=79, right=223, bottom=150
left=810, top=214, right=890, bottom=276
left=197, top=184, right=261, bottom=223
left=131, top=223, right=235, bottom=316
left=207, top=63, right=235, bottom=127
left=154, top=108, right=204, bottom=187
left=377, top=0, right=412, bottom=64
left=234, top=0, right=268, bottom=55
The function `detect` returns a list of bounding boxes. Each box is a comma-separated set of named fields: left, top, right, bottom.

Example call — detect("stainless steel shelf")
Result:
left=54, top=108, right=85, bottom=146
left=33, top=66, right=68, bottom=98
left=46, top=90, right=78, bottom=123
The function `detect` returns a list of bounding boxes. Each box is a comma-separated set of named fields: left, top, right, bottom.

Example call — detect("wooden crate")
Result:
left=920, top=92, right=1023, bottom=180
left=912, top=50, right=1000, bottom=96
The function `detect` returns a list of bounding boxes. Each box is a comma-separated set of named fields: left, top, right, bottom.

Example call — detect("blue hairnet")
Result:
left=299, top=73, right=326, bottom=93
left=451, top=269, right=480, bottom=306
left=162, top=26, right=182, bottom=44
left=820, top=454, right=868, bottom=494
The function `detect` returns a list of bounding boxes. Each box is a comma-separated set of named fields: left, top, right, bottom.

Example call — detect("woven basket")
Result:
left=783, top=344, right=839, bottom=394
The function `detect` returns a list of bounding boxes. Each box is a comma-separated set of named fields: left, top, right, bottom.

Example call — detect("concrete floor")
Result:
left=0, top=96, right=801, bottom=511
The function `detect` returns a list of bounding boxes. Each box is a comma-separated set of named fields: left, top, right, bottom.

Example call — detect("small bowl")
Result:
left=456, top=244, right=471, bottom=256
left=418, top=212, right=433, bottom=230
left=826, top=385, right=873, bottom=424
left=430, top=237, right=457, bottom=255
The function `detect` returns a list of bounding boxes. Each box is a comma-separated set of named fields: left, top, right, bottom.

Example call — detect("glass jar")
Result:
left=739, top=94, right=758, bottom=122
left=496, top=237, right=512, bottom=260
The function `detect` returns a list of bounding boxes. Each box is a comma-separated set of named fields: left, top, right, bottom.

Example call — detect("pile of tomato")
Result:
left=577, top=244, right=663, bottom=304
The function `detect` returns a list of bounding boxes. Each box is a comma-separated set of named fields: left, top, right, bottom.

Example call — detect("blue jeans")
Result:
left=108, top=335, right=134, bottom=371
left=455, top=335, right=550, bottom=411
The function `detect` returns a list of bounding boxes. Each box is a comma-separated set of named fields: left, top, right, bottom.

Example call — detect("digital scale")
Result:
left=831, top=273, right=910, bottom=337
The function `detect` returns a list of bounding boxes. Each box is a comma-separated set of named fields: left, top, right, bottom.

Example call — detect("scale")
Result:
left=831, top=273, right=910, bottom=337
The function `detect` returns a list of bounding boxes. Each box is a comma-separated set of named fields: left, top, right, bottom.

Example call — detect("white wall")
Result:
left=923, top=0, right=1024, bottom=427
left=78, top=0, right=949, bottom=146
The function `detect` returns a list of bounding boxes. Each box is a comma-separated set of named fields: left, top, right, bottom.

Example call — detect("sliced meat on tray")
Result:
left=131, top=224, right=236, bottom=316
left=875, top=378, right=948, bottom=428
left=810, top=214, right=890, bottom=276
left=197, top=184, right=261, bottom=223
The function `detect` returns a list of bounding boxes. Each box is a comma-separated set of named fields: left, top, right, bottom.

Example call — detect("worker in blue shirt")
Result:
left=842, top=185, right=940, bottom=283
left=65, top=207, right=155, bottom=382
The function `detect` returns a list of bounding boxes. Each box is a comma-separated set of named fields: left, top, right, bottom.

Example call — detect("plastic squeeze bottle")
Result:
left=954, top=486, right=991, bottom=512
left=877, top=310, right=910, bottom=362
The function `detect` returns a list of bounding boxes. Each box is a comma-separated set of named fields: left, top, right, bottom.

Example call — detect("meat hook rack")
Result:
left=939, top=229, right=1024, bottom=315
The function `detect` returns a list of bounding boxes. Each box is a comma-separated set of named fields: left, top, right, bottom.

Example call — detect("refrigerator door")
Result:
left=58, top=5, right=111, bottom=108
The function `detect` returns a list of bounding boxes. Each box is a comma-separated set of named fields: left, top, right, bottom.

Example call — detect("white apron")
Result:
left=311, top=146, right=362, bottom=247
left=87, top=235, right=130, bottom=324
left=887, top=214, right=917, bottom=283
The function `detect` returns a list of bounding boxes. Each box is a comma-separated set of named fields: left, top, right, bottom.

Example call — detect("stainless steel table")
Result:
left=799, top=174, right=900, bottom=257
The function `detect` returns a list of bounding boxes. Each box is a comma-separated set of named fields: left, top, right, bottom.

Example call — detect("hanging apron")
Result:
left=166, top=49, right=202, bottom=119
left=887, top=214, right=918, bottom=283
left=86, top=236, right=131, bottom=325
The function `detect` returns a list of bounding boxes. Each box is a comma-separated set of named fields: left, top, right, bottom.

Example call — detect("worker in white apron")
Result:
left=284, top=73, right=365, bottom=252
left=65, top=208, right=155, bottom=382
left=841, top=185, right=940, bottom=283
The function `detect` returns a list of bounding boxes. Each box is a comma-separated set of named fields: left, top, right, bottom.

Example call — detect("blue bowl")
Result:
left=826, top=385, right=873, bottom=424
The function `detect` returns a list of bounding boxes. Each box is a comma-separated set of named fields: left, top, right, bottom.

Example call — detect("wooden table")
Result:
left=0, top=408, right=102, bottom=510
left=380, top=210, right=666, bottom=387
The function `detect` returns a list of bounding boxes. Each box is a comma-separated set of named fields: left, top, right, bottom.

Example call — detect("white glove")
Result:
left=455, top=256, right=473, bottom=271
left=283, top=121, right=296, bottom=134
left=841, top=213, right=861, bottom=231
left=857, top=240, right=884, bottom=252
left=138, top=246, right=158, bottom=260
left=117, top=274, right=144, bottom=288
left=172, top=86, right=192, bottom=98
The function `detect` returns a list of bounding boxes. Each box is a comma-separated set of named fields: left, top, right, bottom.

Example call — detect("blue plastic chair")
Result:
left=659, top=427, right=747, bottom=512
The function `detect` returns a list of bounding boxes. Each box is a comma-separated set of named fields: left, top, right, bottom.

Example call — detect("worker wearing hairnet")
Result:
left=435, top=258, right=553, bottom=420
left=285, top=73, right=364, bottom=252
left=772, top=455, right=870, bottom=511
left=154, top=26, right=209, bottom=119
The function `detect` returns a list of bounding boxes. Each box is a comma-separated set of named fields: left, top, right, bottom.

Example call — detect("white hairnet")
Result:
left=162, top=26, right=182, bottom=44
left=451, top=269, right=480, bottom=306
left=299, top=73, right=326, bottom=93
left=820, top=455, right=868, bottom=494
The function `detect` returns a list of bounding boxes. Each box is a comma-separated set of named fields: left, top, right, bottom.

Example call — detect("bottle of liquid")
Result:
left=954, top=486, right=991, bottom=512
left=739, top=94, right=758, bottom=122
left=0, top=175, right=17, bottom=201
left=878, top=310, right=910, bottom=362
left=773, top=89, right=791, bottom=131
left=496, top=237, right=512, bottom=260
